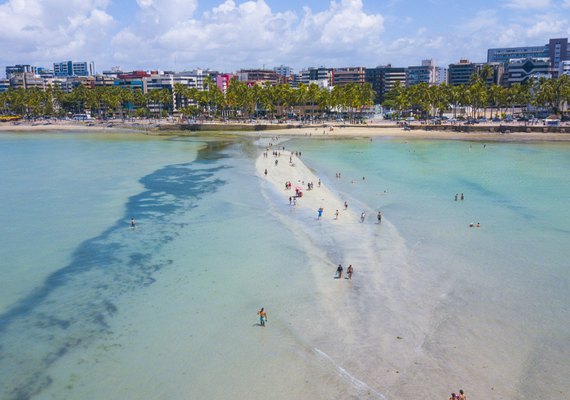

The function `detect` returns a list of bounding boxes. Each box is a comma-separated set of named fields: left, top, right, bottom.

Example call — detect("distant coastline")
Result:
left=2, top=119, right=570, bottom=142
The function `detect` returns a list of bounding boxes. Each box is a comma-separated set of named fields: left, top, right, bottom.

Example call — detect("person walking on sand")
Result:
left=258, top=308, right=268, bottom=327
left=449, top=393, right=457, bottom=400
left=377, top=211, right=382, bottom=224
left=360, top=211, right=366, bottom=223
left=344, top=201, right=348, bottom=210
left=335, top=209, right=339, bottom=220
left=336, top=264, right=343, bottom=279
left=457, top=389, right=466, bottom=400
left=318, top=207, right=324, bottom=220
left=347, top=265, right=353, bottom=279
left=264, top=168, right=267, bottom=176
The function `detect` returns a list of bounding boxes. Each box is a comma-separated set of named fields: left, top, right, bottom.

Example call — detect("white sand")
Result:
left=257, top=124, right=570, bottom=142
left=255, top=141, right=359, bottom=225
left=3, top=120, right=569, bottom=142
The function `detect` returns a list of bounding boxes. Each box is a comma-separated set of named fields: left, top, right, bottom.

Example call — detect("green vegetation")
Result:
left=382, top=74, right=570, bottom=120
left=0, top=78, right=375, bottom=122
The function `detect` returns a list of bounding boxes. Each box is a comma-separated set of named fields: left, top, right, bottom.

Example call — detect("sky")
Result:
left=1, top=0, right=570, bottom=76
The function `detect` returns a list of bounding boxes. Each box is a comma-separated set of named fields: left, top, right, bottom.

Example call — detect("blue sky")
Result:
left=1, top=0, right=569, bottom=75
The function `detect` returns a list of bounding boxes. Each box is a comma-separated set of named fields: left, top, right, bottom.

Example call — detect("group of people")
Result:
left=454, top=193, right=465, bottom=201
left=358, top=210, right=382, bottom=224
left=449, top=389, right=466, bottom=400
left=336, top=264, right=354, bottom=279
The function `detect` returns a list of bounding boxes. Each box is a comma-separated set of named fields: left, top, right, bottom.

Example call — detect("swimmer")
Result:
left=469, top=222, right=474, bottom=228
left=476, top=222, right=481, bottom=228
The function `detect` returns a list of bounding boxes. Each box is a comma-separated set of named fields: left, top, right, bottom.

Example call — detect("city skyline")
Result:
left=1, top=0, right=570, bottom=75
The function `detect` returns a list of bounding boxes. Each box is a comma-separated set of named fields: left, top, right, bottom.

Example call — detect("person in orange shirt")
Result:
left=258, top=308, right=268, bottom=327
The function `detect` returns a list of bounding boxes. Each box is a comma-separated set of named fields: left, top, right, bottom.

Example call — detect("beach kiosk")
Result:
left=544, top=115, right=560, bottom=126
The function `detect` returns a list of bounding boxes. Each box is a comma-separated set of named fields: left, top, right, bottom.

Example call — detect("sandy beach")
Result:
left=2, top=120, right=570, bottom=142
left=255, top=140, right=358, bottom=225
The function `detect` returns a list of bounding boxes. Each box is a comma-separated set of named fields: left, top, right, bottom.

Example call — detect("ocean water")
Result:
left=0, top=132, right=568, bottom=400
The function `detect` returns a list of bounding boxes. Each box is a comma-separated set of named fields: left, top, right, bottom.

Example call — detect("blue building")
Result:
left=488, top=38, right=569, bottom=78
left=53, top=61, right=94, bottom=77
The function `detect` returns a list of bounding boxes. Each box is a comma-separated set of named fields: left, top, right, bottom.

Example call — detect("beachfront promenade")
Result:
left=3, top=118, right=570, bottom=140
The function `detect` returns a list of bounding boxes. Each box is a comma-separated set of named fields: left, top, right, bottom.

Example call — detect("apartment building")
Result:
left=365, top=65, right=406, bottom=103
left=332, top=67, right=365, bottom=86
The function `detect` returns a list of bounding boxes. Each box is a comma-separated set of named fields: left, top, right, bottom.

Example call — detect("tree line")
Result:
left=383, top=67, right=570, bottom=120
left=1, top=71, right=568, bottom=122
left=0, top=77, right=376, bottom=122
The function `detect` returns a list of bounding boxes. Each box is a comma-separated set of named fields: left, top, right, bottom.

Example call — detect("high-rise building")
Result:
left=448, top=60, right=503, bottom=86
left=365, top=65, right=406, bottom=103
left=9, top=72, right=45, bottom=90
left=332, top=67, right=365, bottom=86
left=5, top=64, right=36, bottom=79
left=488, top=46, right=547, bottom=64
left=506, top=58, right=551, bottom=85
left=216, top=74, right=234, bottom=94
left=487, top=38, right=569, bottom=78
left=406, top=59, right=445, bottom=86
left=448, top=59, right=477, bottom=86
left=298, top=67, right=333, bottom=86
left=548, top=38, right=569, bottom=77
left=273, top=65, right=293, bottom=77
left=237, top=69, right=280, bottom=85
left=53, top=61, right=92, bottom=77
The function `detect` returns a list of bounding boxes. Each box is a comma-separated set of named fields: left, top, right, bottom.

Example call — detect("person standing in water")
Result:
left=347, top=265, right=353, bottom=279
left=377, top=211, right=382, bottom=224
left=336, top=264, right=343, bottom=279
left=258, top=308, right=268, bottom=327
left=131, top=218, right=136, bottom=228
left=360, top=211, right=366, bottom=223
left=335, top=210, right=339, bottom=220
left=344, top=201, right=348, bottom=210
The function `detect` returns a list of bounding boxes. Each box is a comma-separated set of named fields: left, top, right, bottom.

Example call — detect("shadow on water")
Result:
left=0, top=139, right=234, bottom=400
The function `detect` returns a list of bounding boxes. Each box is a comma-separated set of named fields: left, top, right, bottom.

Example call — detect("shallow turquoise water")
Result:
left=0, top=132, right=569, bottom=400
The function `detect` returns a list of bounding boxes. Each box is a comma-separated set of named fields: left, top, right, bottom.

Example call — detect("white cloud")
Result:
left=2, top=0, right=567, bottom=75
left=135, top=0, right=198, bottom=27
left=0, top=0, right=114, bottom=66
left=504, top=0, right=550, bottom=9
left=562, top=0, right=570, bottom=7
left=107, top=0, right=385, bottom=70
left=526, top=15, right=568, bottom=38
